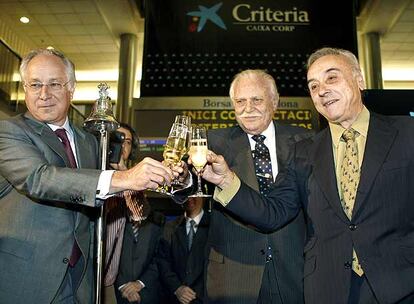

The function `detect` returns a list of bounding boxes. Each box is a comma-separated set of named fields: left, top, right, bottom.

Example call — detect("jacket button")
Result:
left=349, top=224, right=357, bottom=231
left=63, top=258, right=69, bottom=264
left=344, top=261, right=352, bottom=269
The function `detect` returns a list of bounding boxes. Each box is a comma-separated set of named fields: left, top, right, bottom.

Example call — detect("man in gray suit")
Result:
left=0, top=49, right=175, bottom=304
left=205, top=70, right=310, bottom=303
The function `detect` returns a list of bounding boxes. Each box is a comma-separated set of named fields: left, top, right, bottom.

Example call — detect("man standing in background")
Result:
left=158, top=197, right=210, bottom=304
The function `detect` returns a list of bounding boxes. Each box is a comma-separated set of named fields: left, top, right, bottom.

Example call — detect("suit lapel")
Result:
left=312, top=129, right=348, bottom=222
left=274, top=122, right=293, bottom=169
left=229, top=127, right=259, bottom=191
left=24, top=112, right=70, bottom=167
left=71, top=124, right=95, bottom=169
left=191, top=212, right=209, bottom=249
left=352, top=114, right=397, bottom=219
left=176, top=217, right=189, bottom=253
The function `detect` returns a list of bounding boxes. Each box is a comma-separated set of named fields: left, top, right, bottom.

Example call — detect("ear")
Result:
left=356, top=73, right=365, bottom=91
left=273, top=97, right=279, bottom=111
left=69, top=82, right=76, bottom=100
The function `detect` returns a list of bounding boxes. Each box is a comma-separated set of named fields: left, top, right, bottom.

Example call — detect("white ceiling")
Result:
left=0, top=0, right=143, bottom=72
left=0, top=0, right=413, bottom=95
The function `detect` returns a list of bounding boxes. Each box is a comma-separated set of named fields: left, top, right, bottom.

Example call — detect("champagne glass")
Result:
left=153, top=115, right=191, bottom=196
left=189, top=125, right=211, bottom=198
left=163, top=122, right=189, bottom=168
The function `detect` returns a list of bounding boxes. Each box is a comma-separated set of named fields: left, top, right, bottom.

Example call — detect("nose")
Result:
left=317, top=83, right=330, bottom=97
left=245, top=100, right=254, bottom=112
left=39, top=84, right=51, bottom=100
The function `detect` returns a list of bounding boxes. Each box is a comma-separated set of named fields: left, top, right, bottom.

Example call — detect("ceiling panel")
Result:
left=0, top=0, right=412, bottom=88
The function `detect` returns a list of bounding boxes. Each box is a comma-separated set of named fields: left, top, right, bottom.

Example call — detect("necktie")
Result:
left=131, top=220, right=140, bottom=243
left=187, top=219, right=196, bottom=251
left=54, top=128, right=81, bottom=267
left=340, top=128, right=364, bottom=276
left=54, top=128, right=77, bottom=168
left=252, top=135, right=274, bottom=195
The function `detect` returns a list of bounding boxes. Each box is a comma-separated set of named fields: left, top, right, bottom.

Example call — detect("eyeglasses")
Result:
left=24, top=80, right=70, bottom=93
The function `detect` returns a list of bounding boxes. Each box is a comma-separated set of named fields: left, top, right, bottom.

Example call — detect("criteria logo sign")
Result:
left=187, top=2, right=227, bottom=32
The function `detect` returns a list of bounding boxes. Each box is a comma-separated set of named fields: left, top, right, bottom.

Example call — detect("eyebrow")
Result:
left=307, top=67, right=341, bottom=85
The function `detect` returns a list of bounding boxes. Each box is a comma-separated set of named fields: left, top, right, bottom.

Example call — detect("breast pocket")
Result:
left=0, top=237, right=34, bottom=260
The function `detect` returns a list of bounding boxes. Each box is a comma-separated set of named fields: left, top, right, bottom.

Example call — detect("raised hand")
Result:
left=190, top=150, right=235, bottom=189
left=111, top=157, right=174, bottom=193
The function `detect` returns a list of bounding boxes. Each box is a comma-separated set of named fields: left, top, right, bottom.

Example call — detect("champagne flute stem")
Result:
left=197, top=171, right=203, bottom=194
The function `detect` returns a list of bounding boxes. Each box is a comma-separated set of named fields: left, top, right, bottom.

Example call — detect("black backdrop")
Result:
left=141, top=0, right=358, bottom=97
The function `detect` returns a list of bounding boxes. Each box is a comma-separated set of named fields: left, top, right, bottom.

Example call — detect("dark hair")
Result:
left=119, top=122, right=139, bottom=161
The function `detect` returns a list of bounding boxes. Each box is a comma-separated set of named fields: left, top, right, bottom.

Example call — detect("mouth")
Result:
left=39, top=104, right=56, bottom=109
left=323, top=99, right=338, bottom=107
left=241, top=115, right=260, bottom=119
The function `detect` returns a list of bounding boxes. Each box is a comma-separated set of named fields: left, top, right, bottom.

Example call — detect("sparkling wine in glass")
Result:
left=189, top=125, right=211, bottom=198
left=156, top=117, right=190, bottom=195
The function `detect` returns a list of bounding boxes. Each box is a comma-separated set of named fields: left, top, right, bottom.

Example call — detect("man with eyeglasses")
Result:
left=0, top=48, right=176, bottom=304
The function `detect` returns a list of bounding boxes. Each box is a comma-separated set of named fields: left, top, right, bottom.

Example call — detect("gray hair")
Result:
left=229, top=69, right=279, bottom=102
left=307, top=47, right=362, bottom=74
left=20, top=48, right=76, bottom=87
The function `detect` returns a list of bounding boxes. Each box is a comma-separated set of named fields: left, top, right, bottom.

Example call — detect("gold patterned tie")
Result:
left=340, top=129, right=364, bottom=276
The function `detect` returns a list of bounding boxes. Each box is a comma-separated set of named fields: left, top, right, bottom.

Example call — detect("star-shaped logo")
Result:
left=187, top=2, right=227, bottom=32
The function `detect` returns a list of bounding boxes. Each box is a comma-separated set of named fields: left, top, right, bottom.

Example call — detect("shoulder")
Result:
left=275, top=122, right=315, bottom=145
left=276, top=122, right=312, bottom=135
left=208, top=125, right=240, bottom=139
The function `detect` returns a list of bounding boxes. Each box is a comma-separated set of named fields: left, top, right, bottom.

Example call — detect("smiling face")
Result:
left=23, top=54, right=74, bottom=126
left=231, top=76, right=277, bottom=135
left=307, top=54, right=365, bottom=129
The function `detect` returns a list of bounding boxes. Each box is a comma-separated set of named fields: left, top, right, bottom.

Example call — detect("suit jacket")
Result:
left=205, top=122, right=310, bottom=304
left=158, top=212, right=210, bottom=304
left=224, top=113, right=414, bottom=304
left=0, top=113, right=102, bottom=304
left=114, top=212, right=165, bottom=304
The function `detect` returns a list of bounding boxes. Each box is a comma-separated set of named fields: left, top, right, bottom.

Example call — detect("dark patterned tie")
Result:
left=252, top=135, right=274, bottom=195
left=187, top=219, right=196, bottom=251
left=340, top=128, right=363, bottom=276
left=54, top=128, right=77, bottom=168
left=54, top=128, right=81, bottom=267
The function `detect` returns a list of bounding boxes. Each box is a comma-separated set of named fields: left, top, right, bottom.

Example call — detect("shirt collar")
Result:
left=47, top=117, right=73, bottom=138
left=329, top=106, right=370, bottom=148
left=186, top=209, right=204, bottom=226
left=247, top=121, right=275, bottom=141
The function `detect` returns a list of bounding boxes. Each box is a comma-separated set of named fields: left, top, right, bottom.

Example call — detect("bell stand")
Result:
left=84, top=83, right=119, bottom=304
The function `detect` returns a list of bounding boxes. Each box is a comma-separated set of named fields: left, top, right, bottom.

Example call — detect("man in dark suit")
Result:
left=205, top=69, right=310, bottom=304
left=0, top=48, right=175, bottom=304
left=202, top=47, right=414, bottom=304
left=158, top=197, right=210, bottom=304
left=114, top=207, right=165, bottom=304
